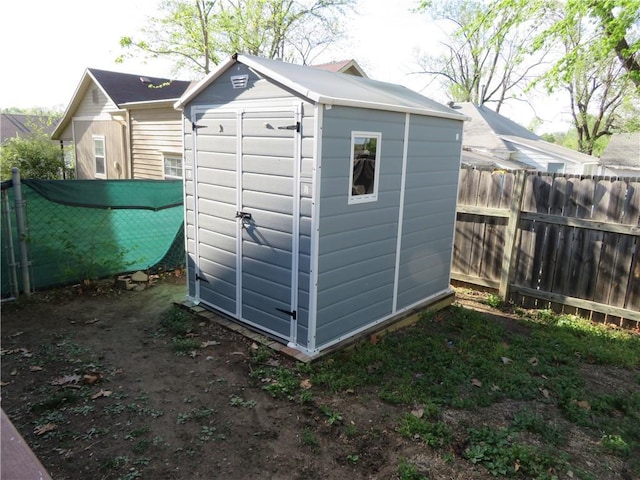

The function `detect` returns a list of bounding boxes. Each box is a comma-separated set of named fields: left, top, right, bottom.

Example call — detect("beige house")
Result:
left=52, top=68, right=193, bottom=180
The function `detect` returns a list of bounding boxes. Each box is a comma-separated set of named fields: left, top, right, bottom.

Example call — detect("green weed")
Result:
left=397, top=458, right=428, bottom=480
left=398, top=414, right=452, bottom=448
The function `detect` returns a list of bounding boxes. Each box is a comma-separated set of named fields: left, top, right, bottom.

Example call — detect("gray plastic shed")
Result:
left=175, top=54, right=466, bottom=357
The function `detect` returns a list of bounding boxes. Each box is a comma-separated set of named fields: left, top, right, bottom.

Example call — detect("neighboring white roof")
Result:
left=175, top=54, right=467, bottom=121
left=455, top=102, right=597, bottom=166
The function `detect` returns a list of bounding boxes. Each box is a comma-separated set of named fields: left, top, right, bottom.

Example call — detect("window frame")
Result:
left=162, top=152, right=183, bottom=180
left=547, top=162, right=565, bottom=174
left=348, top=131, right=382, bottom=205
left=93, top=135, right=106, bottom=179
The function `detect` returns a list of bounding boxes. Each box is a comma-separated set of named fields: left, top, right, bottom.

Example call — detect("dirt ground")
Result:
left=0, top=274, right=636, bottom=480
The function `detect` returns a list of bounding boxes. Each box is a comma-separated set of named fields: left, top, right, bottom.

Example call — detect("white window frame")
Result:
left=93, top=135, right=106, bottom=179
left=348, top=131, right=381, bottom=205
left=547, top=162, right=565, bottom=174
left=162, top=153, right=183, bottom=180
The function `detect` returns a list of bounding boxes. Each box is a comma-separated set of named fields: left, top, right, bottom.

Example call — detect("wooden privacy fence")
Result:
left=452, top=167, right=640, bottom=328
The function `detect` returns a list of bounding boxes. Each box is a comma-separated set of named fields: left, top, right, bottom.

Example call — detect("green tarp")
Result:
left=1, top=179, right=184, bottom=298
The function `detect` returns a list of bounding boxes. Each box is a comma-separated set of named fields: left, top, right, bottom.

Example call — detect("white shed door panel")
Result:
left=194, top=108, right=298, bottom=341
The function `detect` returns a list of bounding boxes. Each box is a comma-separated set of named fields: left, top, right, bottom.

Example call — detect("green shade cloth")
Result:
left=2, top=180, right=185, bottom=297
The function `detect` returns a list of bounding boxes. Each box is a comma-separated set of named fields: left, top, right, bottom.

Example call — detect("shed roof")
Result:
left=175, top=54, right=466, bottom=121
left=52, top=68, right=192, bottom=140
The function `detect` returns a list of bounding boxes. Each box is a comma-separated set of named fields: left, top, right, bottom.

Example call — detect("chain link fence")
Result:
left=1, top=176, right=185, bottom=298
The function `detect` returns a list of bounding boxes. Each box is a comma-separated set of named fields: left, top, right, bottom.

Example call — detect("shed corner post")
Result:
left=498, top=169, right=527, bottom=300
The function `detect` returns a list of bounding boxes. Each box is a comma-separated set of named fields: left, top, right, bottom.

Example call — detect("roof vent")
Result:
left=230, top=74, right=249, bottom=89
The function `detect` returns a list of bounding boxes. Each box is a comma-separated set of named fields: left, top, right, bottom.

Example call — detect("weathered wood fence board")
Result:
left=452, top=167, right=640, bottom=327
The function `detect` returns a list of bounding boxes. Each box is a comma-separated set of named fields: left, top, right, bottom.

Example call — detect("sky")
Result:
left=0, top=0, right=571, bottom=132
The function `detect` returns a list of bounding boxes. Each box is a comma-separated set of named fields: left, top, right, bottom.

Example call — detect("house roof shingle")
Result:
left=1, top=113, right=58, bottom=143
left=600, top=132, right=640, bottom=169
left=52, top=68, right=193, bottom=140
left=87, top=69, right=192, bottom=106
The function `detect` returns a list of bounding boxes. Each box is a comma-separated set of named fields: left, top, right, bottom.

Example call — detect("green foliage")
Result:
left=397, top=458, right=429, bottom=480
left=398, top=414, right=453, bottom=448
left=118, top=0, right=355, bottom=75
left=0, top=134, right=64, bottom=180
left=465, top=426, right=564, bottom=478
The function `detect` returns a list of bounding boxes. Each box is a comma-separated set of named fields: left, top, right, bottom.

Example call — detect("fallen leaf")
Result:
left=1, top=381, right=10, bottom=386
left=300, top=378, right=313, bottom=390
left=471, top=378, right=483, bottom=388
left=186, top=333, right=199, bottom=338
left=34, top=423, right=56, bottom=436
left=9, top=331, right=24, bottom=337
left=491, top=384, right=501, bottom=391
left=83, top=373, right=102, bottom=384
left=514, top=461, right=521, bottom=472
left=539, top=388, right=550, bottom=399
left=250, top=343, right=259, bottom=350
left=576, top=400, right=591, bottom=410
left=90, top=389, right=112, bottom=400
left=29, top=366, right=44, bottom=372
left=200, top=340, right=221, bottom=348
left=501, top=357, right=512, bottom=365
left=84, top=318, right=99, bottom=325
left=10, top=369, right=18, bottom=376
left=52, top=374, right=81, bottom=386
left=411, top=408, right=424, bottom=419
left=528, top=357, right=539, bottom=367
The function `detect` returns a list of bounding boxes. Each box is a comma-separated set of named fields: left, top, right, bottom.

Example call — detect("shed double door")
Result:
left=193, top=107, right=300, bottom=341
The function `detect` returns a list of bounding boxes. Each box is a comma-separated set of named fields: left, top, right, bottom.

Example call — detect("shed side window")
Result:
left=349, top=132, right=381, bottom=204
left=163, top=154, right=183, bottom=179
left=93, top=136, right=106, bottom=179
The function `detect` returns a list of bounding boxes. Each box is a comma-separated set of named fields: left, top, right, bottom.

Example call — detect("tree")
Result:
left=118, top=0, right=354, bottom=76
left=1, top=135, right=65, bottom=180
left=481, top=0, right=640, bottom=91
left=413, top=0, right=548, bottom=112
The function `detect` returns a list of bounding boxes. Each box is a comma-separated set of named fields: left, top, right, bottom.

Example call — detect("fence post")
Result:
left=11, top=168, right=31, bottom=297
left=499, top=169, right=527, bottom=299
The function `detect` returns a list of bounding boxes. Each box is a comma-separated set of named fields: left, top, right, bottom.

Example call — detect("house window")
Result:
left=93, top=136, right=106, bottom=178
left=348, top=132, right=381, bottom=204
left=547, top=162, right=565, bottom=173
left=163, top=154, right=183, bottom=179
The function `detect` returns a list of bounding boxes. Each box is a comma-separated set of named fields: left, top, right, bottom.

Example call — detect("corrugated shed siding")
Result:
left=315, top=106, right=405, bottom=347
left=73, top=120, right=126, bottom=179
left=396, top=115, right=462, bottom=310
left=130, top=108, right=183, bottom=179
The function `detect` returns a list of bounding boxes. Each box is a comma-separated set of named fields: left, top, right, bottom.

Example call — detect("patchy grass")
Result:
left=250, top=305, right=640, bottom=478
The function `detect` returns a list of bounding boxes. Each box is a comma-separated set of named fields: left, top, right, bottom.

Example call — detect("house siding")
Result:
left=73, top=120, right=127, bottom=179
left=130, top=107, right=183, bottom=179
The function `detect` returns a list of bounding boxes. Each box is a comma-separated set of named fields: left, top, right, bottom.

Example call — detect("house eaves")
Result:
left=175, top=54, right=468, bottom=122
left=499, top=135, right=598, bottom=166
